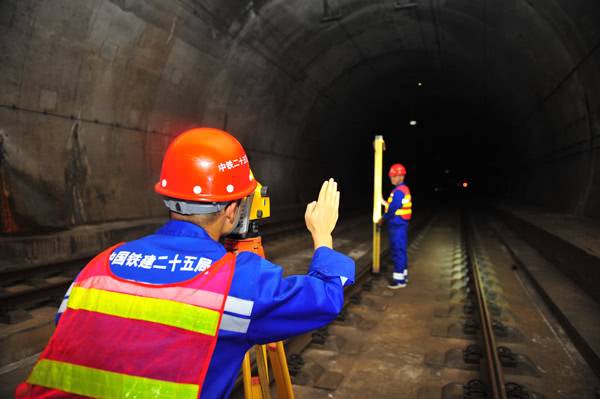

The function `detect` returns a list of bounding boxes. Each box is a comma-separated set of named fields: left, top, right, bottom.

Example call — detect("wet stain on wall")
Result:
left=0, top=131, right=18, bottom=233
left=64, top=122, right=90, bottom=225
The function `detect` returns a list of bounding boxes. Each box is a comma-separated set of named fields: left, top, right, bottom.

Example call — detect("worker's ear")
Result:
left=224, top=201, right=239, bottom=223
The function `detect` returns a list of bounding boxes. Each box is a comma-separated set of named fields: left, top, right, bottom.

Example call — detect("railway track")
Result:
left=4, top=208, right=597, bottom=398
left=422, top=210, right=595, bottom=398
left=271, top=209, right=527, bottom=398
left=261, top=209, right=598, bottom=398
left=461, top=212, right=536, bottom=398
left=420, top=211, right=545, bottom=398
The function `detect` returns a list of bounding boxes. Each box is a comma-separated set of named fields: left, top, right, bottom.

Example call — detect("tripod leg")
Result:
left=242, top=352, right=254, bottom=398
left=255, top=345, right=272, bottom=399
left=242, top=351, right=264, bottom=399
left=267, top=341, right=295, bottom=399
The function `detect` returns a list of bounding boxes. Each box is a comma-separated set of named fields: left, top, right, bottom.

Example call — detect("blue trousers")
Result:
left=388, top=222, right=408, bottom=283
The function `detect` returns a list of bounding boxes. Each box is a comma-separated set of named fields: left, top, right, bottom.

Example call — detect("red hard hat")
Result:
left=154, top=127, right=257, bottom=202
left=388, top=163, right=407, bottom=177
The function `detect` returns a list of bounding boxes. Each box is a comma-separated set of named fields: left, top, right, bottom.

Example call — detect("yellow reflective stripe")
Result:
left=395, top=209, right=412, bottom=216
left=77, top=276, right=224, bottom=310
left=403, top=202, right=412, bottom=208
left=68, top=286, right=220, bottom=336
left=387, top=196, right=393, bottom=203
left=28, top=359, right=198, bottom=399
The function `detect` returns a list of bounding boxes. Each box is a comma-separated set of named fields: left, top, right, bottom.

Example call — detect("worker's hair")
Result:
left=169, top=200, right=240, bottom=227
left=169, top=210, right=221, bottom=227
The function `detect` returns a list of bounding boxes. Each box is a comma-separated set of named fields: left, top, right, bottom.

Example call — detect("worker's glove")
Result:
left=305, top=178, right=340, bottom=249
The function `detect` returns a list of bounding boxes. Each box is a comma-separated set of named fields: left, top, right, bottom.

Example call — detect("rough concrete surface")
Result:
left=1, top=0, right=600, bottom=238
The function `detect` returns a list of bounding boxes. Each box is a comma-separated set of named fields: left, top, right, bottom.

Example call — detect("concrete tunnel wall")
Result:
left=1, top=0, right=600, bottom=235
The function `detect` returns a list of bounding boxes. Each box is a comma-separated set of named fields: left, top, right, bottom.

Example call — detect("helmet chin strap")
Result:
left=163, top=198, right=229, bottom=215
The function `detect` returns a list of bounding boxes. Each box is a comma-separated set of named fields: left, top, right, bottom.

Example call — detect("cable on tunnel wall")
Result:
left=0, top=104, right=320, bottom=163
left=0, top=103, right=172, bottom=137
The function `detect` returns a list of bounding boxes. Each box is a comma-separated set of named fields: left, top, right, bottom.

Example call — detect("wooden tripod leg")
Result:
left=255, top=345, right=272, bottom=399
left=242, top=350, right=265, bottom=399
left=242, top=352, right=254, bottom=398
left=267, top=341, right=295, bottom=399
left=230, top=236, right=293, bottom=398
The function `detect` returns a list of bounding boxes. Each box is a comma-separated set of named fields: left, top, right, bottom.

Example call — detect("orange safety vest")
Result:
left=16, top=244, right=236, bottom=399
left=385, top=185, right=412, bottom=221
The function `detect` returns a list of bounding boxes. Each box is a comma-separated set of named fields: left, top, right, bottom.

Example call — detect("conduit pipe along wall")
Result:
left=1, top=0, right=600, bottom=235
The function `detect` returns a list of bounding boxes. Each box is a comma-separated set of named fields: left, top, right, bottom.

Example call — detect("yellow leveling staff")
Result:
left=372, top=135, right=385, bottom=273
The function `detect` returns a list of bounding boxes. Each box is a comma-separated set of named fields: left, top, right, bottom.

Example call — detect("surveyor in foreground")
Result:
left=17, top=127, right=355, bottom=399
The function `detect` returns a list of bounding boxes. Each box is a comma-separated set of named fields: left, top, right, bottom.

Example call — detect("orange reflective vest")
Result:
left=17, top=243, right=235, bottom=399
left=385, top=184, right=412, bottom=221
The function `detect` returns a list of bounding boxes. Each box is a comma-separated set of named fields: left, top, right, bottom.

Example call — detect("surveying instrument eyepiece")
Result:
left=224, top=174, right=294, bottom=399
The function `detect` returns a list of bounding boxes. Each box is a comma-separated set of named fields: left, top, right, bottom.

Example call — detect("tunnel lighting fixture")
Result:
left=462, top=181, right=469, bottom=188
left=417, top=82, right=423, bottom=87
left=409, top=120, right=417, bottom=126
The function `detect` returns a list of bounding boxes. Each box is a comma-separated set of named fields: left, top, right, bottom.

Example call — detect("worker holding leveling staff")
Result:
left=380, top=163, right=412, bottom=289
left=17, top=127, right=355, bottom=399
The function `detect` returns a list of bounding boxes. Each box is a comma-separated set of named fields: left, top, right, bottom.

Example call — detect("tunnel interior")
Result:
left=1, top=0, right=600, bottom=233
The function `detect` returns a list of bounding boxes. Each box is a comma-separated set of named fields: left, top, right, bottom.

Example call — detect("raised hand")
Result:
left=305, top=178, right=340, bottom=249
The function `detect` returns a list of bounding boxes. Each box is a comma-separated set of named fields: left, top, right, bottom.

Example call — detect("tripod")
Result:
left=225, top=226, right=295, bottom=399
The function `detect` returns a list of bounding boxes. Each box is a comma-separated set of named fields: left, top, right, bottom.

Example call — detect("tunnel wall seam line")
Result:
left=519, top=38, right=600, bottom=126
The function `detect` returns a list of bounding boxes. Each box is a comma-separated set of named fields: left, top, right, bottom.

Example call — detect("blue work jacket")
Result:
left=56, top=220, right=355, bottom=399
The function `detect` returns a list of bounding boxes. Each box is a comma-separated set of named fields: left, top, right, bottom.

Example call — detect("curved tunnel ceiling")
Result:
left=220, top=0, right=600, bottom=212
left=0, top=0, right=599, bottom=232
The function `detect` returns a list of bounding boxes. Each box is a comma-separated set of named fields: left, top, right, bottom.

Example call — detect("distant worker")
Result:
left=17, top=128, right=355, bottom=399
left=380, top=163, right=412, bottom=288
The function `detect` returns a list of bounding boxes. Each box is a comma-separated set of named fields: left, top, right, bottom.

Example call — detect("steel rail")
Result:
left=463, top=213, right=508, bottom=399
